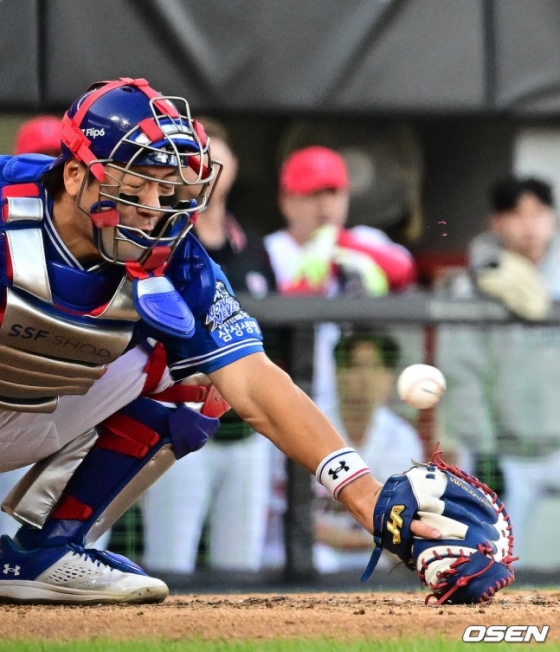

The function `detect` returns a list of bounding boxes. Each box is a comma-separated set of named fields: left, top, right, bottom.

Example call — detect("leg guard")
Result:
left=15, top=397, right=220, bottom=549
left=1, top=429, right=99, bottom=528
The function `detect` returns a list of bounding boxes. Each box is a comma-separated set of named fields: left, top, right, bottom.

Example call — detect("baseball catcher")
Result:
left=0, top=77, right=443, bottom=605
left=358, top=448, right=516, bottom=604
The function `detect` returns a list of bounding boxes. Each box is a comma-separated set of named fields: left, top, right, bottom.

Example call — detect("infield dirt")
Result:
left=0, top=590, right=558, bottom=642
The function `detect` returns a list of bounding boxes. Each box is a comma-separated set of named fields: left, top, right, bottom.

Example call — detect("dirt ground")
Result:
left=0, top=590, right=558, bottom=642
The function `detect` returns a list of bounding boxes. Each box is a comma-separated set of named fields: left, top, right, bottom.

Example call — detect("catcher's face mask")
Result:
left=54, top=77, right=220, bottom=265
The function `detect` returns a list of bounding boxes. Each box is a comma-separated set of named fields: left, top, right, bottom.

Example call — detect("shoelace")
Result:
left=68, top=543, right=115, bottom=571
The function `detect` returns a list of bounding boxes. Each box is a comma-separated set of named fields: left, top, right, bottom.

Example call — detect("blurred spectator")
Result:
left=266, top=145, right=416, bottom=297
left=262, top=150, right=417, bottom=568
left=0, top=116, right=63, bottom=538
left=314, top=330, right=423, bottom=572
left=13, top=115, right=62, bottom=156
left=437, top=175, right=560, bottom=565
left=142, top=117, right=276, bottom=572
left=265, top=145, right=416, bottom=412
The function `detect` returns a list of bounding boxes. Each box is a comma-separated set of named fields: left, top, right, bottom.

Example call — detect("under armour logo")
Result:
left=328, top=461, right=349, bottom=480
left=3, top=564, right=20, bottom=576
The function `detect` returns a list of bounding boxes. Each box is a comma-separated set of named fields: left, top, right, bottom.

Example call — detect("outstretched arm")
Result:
left=208, top=352, right=439, bottom=539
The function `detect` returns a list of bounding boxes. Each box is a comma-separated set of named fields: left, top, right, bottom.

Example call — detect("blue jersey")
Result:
left=0, top=153, right=264, bottom=387
left=43, top=208, right=264, bottom=380
left=163, top=271, right=263, bottom=379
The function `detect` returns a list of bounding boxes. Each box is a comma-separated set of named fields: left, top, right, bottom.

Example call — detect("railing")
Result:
left=238, top=292, right=560, bottom=326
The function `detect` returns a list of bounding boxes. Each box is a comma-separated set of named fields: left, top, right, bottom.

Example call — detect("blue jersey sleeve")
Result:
left=164, top=263, right=264, bottom=380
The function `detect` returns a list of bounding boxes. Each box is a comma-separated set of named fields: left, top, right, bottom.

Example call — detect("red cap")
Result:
left=280, top=146, right=349, bottom=195
left=13, top=116, right=63, bottom=155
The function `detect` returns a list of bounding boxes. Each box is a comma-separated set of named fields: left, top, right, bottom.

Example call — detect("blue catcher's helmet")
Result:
left=53, top=78, right=216, bottom=266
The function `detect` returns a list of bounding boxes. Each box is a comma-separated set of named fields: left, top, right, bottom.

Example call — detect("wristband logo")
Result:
left=387, top=504, right=405, bottom=544
left=463, top=626, right=549, bottom=643
left=328, top=460, right=349, bottom=480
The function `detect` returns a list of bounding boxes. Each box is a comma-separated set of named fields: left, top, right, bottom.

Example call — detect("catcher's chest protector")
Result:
left=0, top=154, right=139, bottom=413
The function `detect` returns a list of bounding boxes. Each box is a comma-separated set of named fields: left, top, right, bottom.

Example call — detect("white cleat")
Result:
left=0, top=536, right=168, bottom=604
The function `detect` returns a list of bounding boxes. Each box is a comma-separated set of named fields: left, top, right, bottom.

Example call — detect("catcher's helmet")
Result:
left=53, top=77, right=216, bottom=265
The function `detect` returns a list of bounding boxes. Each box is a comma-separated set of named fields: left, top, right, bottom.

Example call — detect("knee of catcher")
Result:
left=96, top=397, right=221, bottom=461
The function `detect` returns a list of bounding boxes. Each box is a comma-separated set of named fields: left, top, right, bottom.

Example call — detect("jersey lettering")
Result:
left=204, top=281, right=245, bottom=333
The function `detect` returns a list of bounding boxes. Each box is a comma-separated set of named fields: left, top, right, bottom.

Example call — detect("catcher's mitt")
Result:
left=361, top=450, right=517, bottom=605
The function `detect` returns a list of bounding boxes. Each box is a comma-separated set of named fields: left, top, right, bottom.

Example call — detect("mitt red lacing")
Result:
left=417, top=447, right=518, bottom=605
left=430, top=446, right=518, bottom=568
left=419, top=543, right=514, bottom=605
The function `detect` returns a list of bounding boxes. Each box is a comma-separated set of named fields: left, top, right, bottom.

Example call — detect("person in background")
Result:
left=265, top=145, right=416, bottom=297
left=313, top=330, right=423, bottom=572
left=0, top=116, right=64, bottom=538
left=437, top=175, right=560, bottom=565
left=13, top=116, right=63, bottom=158
left=264, top=145, right=416, bottom=412
left=142, top=117, right=278, bottom=573
left=262, top=150, right=417, bottom=568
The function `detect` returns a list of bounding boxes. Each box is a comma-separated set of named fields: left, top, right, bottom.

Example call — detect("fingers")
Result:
left=411, top=519, right=441, bottom=539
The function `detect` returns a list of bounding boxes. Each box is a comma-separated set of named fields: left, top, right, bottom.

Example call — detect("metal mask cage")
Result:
left=75, top=95, right=221, bottom=265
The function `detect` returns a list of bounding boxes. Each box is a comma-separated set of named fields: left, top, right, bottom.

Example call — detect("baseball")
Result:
left=397, top=364, right=446, bottom=410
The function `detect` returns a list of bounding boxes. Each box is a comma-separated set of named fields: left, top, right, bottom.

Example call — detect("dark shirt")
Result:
left=206, top=216, right=276, bottom=299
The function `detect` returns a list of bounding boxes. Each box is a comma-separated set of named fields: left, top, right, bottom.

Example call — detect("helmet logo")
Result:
left=82, top=128, right=106, bottom=138
left=154, top=152, right=174, bottom=165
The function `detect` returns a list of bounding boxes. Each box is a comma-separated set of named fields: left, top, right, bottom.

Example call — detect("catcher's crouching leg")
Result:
left=0, top=397, right=220, bottom=604
left=13, top=397, right=220, bottom=548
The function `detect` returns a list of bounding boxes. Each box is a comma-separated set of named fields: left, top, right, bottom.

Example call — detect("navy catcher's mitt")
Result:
left=361, top=450, right=516, bottom=605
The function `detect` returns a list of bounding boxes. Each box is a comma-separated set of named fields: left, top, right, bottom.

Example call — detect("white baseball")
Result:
left=397, top=364, right=446, bottom=410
